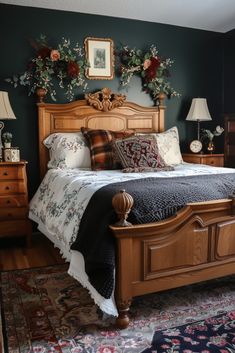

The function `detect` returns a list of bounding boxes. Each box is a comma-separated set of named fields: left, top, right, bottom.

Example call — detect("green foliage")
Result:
left=5, top=34, right=89, bottom=101
left=117, top=45, right=180, bottom=102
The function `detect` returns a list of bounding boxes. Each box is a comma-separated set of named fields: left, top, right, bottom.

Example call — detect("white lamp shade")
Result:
left=186, top=98, right=212, bottom=122
left=0, top=91, right=16, bottom=120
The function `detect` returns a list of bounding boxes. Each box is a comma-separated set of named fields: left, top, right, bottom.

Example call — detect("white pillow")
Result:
left=137, top=126, right=183, bottom=165
left=154, top=127, right=183, bottom=165
left=43, top=132, right=91, bottom=169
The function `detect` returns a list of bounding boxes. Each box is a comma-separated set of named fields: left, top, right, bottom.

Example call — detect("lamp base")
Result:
left=197, top=119, right=201, bottom=141
left=0, top=121, right=4, bottom=161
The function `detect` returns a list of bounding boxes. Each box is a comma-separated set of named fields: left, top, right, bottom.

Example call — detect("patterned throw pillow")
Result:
left=113, top=135, right=172, bottom=172
left=43, top=132, right=91, bottom=169
left=81, top=127, right=134, bottom=170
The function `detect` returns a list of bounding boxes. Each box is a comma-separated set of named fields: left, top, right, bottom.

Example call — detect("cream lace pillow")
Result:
left=138, top=127, right=183, bottom=165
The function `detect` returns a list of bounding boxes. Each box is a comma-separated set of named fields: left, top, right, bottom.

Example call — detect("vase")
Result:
left=4, top=142, right=11, bottom=148
left=207, top=141, right=215, bottom=153
left=36, top=87, right=47, bottom=103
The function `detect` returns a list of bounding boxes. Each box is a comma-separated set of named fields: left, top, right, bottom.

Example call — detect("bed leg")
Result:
left=115, top=300, right=132, bottom=329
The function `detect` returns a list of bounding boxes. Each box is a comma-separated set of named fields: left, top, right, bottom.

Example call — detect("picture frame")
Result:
left=84, top=37, right=114, bottom=80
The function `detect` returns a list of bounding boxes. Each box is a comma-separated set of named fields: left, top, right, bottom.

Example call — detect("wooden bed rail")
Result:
left=111, top=191, right=235, bottom=329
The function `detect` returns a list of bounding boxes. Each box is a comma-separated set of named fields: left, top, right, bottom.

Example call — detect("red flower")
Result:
left=37, top=46, right=50, bottom=59
left=67, top=61, right=79, bottom=78
left=145, top=56, right=161, bottom=81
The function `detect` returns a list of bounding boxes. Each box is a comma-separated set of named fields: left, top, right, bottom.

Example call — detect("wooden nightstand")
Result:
left=182, top=153, right=224, bottom=167
left=0, top=160, right=31, bottom=246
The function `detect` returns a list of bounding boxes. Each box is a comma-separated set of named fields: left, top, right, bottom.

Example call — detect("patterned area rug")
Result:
left=142, top=312, right=235, bottom=353
left=0, top=264, right=235, bottom=353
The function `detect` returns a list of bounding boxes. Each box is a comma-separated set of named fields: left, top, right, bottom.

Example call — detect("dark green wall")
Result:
left=224, top=29, right=235, bottom=113
left=0, top=4, right=224, bottom=196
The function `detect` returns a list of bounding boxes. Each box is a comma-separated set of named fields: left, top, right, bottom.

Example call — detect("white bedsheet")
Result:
left=29, top=163, right=235, bottom=316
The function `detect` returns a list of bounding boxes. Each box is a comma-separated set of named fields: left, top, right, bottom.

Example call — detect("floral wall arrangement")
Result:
left=6, top=35, right=180, bottom=104
left=6, top=34, right=89, bottom=101
left=117, top=45, right=180, bottom=103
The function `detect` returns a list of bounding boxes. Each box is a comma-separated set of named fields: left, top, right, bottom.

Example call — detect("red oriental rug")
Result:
left=0, top=264, right=235, bottom=353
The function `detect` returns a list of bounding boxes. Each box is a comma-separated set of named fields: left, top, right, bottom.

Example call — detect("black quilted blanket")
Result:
left=71, top=173, right=235, bottom=299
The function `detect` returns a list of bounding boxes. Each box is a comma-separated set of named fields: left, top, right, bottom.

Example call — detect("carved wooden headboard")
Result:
left=37, top=88, right=166, bottom=179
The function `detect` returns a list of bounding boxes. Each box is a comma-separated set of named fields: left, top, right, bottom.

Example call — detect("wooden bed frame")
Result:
left=37, top=88, right=235, bottom=329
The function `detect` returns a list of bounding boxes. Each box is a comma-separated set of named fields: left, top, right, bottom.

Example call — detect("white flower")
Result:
left=214, top=125, right=224, bottom=135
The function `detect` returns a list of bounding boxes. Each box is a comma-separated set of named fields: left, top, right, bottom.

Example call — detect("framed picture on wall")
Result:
left=84, top=37, right=114, bottom=80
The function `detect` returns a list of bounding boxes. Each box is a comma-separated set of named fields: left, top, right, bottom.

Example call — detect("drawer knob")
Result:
left=7, top=213, right=12, bottom=217
left=5, top=186, right=10, bottom=190
left=6, top=200, right=11, bottom=204
left=3, top=171, right=8, bottom=176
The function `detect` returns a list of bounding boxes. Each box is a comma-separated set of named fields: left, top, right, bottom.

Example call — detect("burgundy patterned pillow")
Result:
left=81, top=127, right=134, bottom=170
left=113, top=135, right=171, bottom=172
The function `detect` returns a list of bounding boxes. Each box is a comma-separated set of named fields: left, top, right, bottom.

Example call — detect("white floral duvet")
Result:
left=29, top=163, right=235, bottom=316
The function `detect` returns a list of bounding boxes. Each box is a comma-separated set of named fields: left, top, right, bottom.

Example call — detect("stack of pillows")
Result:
left=44, top=126, right=183, bottom=172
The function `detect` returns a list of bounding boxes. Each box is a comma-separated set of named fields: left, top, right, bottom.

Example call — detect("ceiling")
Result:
left=1, top=0, right=235, bottom=33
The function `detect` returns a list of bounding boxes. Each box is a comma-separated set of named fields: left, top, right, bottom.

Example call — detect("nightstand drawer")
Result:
left=0, top=165, right=24, bottom=180
left=0, top=207, right=28, bottom=220
left=182, top=154, right=224, bottom=167
left=0, top=195, right=28, bottom=207
left=0, top=181, right=26, bottom=194
left=205, top=156, right=224, bottom=167
left=0, top=160, right=31, bottom=247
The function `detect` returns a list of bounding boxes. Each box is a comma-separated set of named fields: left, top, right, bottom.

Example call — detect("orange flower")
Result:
left=50, top=49, right=60, bottom=62
left=143, top=59, right=151, bottom=70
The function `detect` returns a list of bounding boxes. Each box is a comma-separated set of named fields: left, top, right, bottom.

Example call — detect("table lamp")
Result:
left=186, top=98, right=212, bottom=141
left=0, top=91, right=16, bottom=161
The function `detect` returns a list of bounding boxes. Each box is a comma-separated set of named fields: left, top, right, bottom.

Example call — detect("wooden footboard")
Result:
left=110, top=191, right=235, bottom=329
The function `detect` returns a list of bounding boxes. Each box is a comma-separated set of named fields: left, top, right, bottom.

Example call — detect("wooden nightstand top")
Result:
left=0, top=160, right=28, bottom=166
left=182, top=153, right=224, bottom=158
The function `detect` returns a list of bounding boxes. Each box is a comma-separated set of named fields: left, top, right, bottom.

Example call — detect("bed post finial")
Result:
left=157, top=92, right=165, bottom=107
left=112, top=189, right=134, bottom=227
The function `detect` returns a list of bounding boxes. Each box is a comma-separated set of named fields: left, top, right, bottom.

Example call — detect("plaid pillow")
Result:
left=113, top=135, right=173, bottom=172
left=81, top=127, right=134, bottom=170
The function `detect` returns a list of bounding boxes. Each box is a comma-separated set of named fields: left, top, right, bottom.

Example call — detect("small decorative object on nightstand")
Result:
left=0, top=160, right=31, bottom=246
left=201, top=125, right=224, bottom=154
left=182, top=153, right=224, bottom=167
left=3, top=147, right=20, bottom=162
left=189, top=140, right=203, bottom=154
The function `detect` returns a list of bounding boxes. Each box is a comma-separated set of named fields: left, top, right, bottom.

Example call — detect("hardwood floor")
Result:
left=0, top=232, right=65, bottom=271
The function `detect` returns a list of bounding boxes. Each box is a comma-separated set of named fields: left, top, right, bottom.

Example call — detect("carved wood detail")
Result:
left=85, top=87, right=126, bottom=111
